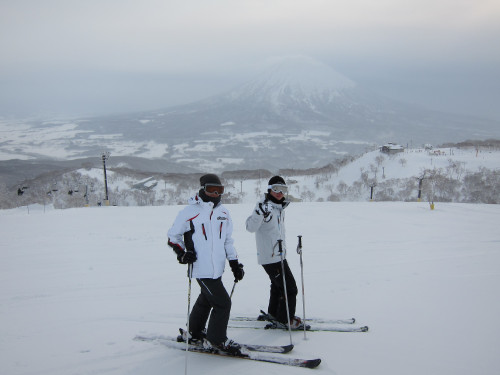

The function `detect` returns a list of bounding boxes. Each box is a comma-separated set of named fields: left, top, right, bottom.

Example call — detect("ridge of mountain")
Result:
left=82, top=56, right=498, bottom=146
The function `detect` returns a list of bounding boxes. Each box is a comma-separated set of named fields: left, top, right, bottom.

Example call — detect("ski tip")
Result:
left=305, top=358, right=322, bottom=368
left=282, top=344, right=294, bottom=353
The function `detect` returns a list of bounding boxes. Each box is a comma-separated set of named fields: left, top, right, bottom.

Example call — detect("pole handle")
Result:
left=297, top=235, right=302, bottom=254
left=277, top=239, right=283, bottom=254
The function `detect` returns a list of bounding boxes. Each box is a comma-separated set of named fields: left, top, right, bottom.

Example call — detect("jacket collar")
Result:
left=189, top=194, right=215, bottom=209
left=264, top=194, right=290, bottom=209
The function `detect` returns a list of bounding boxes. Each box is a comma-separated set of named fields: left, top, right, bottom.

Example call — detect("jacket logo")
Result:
left=217, top=216, right=228, bottom=221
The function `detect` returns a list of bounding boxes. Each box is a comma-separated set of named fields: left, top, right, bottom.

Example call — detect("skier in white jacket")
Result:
left=246, top=176, right=303, bottom=329
left=168, top=174, right=244, bottom=354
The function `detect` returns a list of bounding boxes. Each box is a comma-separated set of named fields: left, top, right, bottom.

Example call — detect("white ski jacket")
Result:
left=167, top=194, right=238, bottom=279
left=245, top=195, right=289, bottom=265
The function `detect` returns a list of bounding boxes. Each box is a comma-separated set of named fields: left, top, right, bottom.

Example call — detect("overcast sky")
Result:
left=1, top=0, right=499, bottom=121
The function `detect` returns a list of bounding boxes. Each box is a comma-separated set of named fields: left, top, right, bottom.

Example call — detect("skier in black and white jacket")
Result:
left=168, top=174, right=244, bottom=354
left=246, top=175, right=302, bottom=329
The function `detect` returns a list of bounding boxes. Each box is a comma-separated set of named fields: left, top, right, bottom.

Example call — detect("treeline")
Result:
left=2, top=147, right=499, bottom=209
left=439, top=139, right=500, bottom=149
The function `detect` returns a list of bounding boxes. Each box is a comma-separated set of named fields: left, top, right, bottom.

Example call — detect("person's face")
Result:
left=270, top=190, right=284, bottom=200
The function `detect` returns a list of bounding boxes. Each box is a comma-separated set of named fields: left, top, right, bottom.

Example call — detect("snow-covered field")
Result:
left=44, top=145, right=497, bottom=209
left=1, top=201, right=499, bottom=375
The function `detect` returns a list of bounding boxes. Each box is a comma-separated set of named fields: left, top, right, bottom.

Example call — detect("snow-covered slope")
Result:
left=1, top=202, right=499, bottom=375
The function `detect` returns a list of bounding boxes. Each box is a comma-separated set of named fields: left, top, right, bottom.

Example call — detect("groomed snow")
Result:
left=1, top=201, right=499, bottom=375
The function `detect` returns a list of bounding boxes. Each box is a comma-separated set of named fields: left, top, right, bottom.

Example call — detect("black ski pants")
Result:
left=263, top=259, right=298, bottom=324
left=189, top=277, right=231, bottom=345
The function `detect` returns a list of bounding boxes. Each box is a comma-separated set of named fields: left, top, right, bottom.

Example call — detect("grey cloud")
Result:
left=0, top=0, right=499, bottom=120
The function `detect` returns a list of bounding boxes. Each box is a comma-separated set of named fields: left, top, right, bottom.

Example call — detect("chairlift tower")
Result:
left=101, top=152, right=110, bottom=206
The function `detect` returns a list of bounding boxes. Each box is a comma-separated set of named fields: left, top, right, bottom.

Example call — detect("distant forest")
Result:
left=2, top=140, right=500, bottom=209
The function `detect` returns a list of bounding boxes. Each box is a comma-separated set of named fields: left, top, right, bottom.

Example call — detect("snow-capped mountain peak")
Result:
left=227, top=56, right=356, bottom=103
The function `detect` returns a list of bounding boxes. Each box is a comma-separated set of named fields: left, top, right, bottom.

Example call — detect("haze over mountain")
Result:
left=2, top=56, right=500, bottom=176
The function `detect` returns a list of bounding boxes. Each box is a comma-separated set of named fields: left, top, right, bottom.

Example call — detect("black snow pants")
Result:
left=189, top=277, right=231, bottom=345
left=262, top=259, right=298, bottom=324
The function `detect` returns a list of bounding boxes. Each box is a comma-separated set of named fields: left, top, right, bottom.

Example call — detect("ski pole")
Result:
left=184, top=263, right=193, bottom=375
left=182, top=221, right=196, bottom=375
left=297, top=235, right=307, bottom=340
left=229, top=280, right=237, bottom=299
left=278, top=239, right=293, bottom=345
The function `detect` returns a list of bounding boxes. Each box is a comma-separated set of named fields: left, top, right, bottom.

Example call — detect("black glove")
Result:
left=178, top=250, right=197, bottom=264
left=168, top=239, right=197, bottom=264
left=229, top=260, right=244, bottom=282
left=256, top=200, right=273, bottom=220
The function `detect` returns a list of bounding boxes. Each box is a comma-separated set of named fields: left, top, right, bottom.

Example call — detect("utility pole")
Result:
left=101, top=152, right=110, bottom=206
left=369, top=184, right=376, bottom=201
left=417, top=172, right=426, bottom=202
left=84, top=185, right=90, bottom=207
left=417, top=177, right=423, bottom=202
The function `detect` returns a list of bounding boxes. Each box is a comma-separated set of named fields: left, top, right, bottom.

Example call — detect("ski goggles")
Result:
left=268, top=184, right=288, bottom=194
left=204, top=184, right=225, bottom=196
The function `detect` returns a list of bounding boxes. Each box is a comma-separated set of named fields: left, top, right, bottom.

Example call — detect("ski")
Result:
left=229, top=311, right=368, bottom=332
left=232, top=316, right=356, bottom=325
left=231, top=310, right=356, bottom=325
left=134, top=333, right=293, bottom=354
left=134, top=335, right=321, bottom=369
left=228, top=322, right=368, bottom=332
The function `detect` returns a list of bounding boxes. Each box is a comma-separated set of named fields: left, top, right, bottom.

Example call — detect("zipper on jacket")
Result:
left=219, top=222, right=223, bottom=239
left=209, top=209, right=215, bottom=275
left=201, top=223, right=208, bottom=240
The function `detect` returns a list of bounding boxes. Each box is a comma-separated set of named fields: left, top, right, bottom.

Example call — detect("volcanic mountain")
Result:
left=6, top=56, right=500, bottom=173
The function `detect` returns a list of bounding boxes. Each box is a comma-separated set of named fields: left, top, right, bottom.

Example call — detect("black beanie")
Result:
left=268, top=176, right=286, bottom=186
left=200, top=173, right=222, bottom=187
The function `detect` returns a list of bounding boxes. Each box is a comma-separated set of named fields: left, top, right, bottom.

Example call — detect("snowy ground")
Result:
left=1, top=202, right=499, bottom=375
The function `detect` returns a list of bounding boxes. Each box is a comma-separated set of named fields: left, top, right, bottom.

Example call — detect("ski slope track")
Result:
left=1, top=201, right=499, bottom=374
